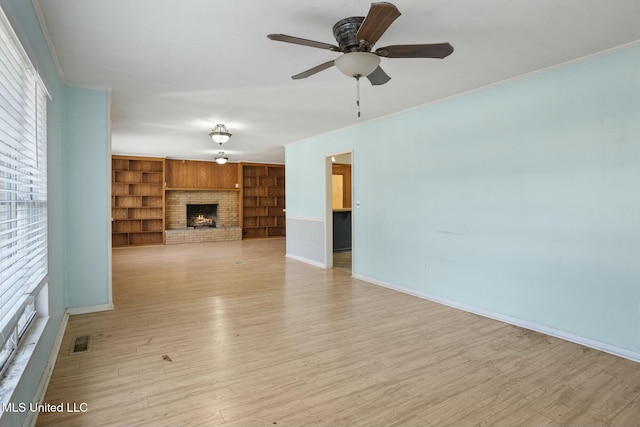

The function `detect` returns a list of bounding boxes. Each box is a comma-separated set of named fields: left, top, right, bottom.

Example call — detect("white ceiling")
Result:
left=35, top=0, right=640, bottom=164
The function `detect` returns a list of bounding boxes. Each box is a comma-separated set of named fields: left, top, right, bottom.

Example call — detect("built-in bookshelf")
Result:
left=111, top=156, right=165, bottom=246
left=241, top=163, right=285, bottom=239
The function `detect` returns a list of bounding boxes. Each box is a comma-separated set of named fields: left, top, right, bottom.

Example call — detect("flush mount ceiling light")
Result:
left=215, top=151, right=229, bottom=165
left=209, top=124, right=232, bottom=144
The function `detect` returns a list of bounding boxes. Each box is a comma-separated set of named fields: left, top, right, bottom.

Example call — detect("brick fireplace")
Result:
left=165, top=191, right=241, bottom=244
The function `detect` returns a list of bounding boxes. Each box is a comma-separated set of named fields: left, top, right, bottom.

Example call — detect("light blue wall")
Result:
left=63, top=86, right=111, bottom=308
left=1, top=1, right=110, bottom=425
left=1, top=1, right=66, bottom=425
left=286, top=44, right=640, bottom=354
left=284, top=146, right=328, bottom=264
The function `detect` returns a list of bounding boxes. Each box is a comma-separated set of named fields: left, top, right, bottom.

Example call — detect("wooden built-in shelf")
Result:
left=112, top=156, right=165, bottom=246
left=241, top=163, right=285, bottom=239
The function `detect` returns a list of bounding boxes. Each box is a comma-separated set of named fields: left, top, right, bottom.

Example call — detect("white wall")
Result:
left=285, top=43, right=640, bottom=357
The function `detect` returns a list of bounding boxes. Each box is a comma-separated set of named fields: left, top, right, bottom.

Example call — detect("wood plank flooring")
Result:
left=37, top=238, right=640, bottom=426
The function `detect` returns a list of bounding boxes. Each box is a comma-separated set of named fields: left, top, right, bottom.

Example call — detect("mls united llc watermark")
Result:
left=2, top=402, right=88, bottom=413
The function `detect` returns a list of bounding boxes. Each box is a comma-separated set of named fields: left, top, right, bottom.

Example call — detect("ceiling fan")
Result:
left=267, top=2, right=454, bottom=86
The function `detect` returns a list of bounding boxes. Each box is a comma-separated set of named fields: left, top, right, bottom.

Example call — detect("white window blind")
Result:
left=0, top=6, right=47, bottom=373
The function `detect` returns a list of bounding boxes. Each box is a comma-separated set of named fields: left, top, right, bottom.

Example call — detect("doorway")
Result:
left=326, top=152, right=353, bottom=273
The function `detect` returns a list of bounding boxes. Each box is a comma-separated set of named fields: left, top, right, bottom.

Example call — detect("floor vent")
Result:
left=71, top=335, right=91, bottom=354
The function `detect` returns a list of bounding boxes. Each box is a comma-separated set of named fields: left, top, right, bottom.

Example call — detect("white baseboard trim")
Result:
left=23, top=312, right=69, bottom=427
left=285, top=253, right=327, bottom=269
left=66, top=303, right=114, bottom=316
left=354, top=274, right=640, bottom=364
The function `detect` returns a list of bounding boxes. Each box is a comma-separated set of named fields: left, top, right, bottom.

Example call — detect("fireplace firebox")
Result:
left=186, top=204, right=218, bottom=228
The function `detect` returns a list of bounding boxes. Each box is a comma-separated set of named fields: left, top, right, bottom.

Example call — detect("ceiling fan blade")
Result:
left=376, top=43, right=454, bottom=59
left=267, top=34, right=340, bottom=51
left=291, top=60, right=336, bottom=80
left=366, top=66, right=391, bottom=86
left=356, top=2, right=401, bottom=47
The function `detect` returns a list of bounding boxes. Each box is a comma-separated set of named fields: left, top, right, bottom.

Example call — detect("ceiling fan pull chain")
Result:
left=356, top=76, right=361, bottom=118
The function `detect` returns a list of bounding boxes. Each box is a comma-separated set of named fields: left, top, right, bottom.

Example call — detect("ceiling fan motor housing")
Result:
left=333, top=17, right=365, bottom=52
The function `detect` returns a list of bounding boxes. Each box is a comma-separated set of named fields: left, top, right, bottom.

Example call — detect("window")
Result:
left=0, top=6, right=48, bottom=375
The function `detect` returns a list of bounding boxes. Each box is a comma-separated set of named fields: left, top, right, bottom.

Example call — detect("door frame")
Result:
left=324, top=150, right=353, bottom=271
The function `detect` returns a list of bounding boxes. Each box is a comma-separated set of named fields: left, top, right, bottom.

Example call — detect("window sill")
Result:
left=0, top=315, right=49, bottom=425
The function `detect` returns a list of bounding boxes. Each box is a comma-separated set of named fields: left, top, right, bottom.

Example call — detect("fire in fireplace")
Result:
left=186, top=204, right=218, bottom=228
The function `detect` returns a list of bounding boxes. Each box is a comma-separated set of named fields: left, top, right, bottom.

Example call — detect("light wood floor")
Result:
left=38, top=238, right=640, bottom=426
left=333, top=251, right=352, bottom=273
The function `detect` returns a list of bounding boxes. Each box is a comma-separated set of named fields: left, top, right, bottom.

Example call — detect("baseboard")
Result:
left=23, top=312, right=69, bottom=427
left=285, top=253, right=327, bottom=269
left=66, top=303, right=114, bottom=316
left=353, top=274, right=640, bottom=364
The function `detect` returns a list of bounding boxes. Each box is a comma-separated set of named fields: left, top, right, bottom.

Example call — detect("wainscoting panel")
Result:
left=285, top=216, right=326, bottom=267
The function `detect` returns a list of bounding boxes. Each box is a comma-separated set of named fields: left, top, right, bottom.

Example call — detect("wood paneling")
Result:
left=165, top=159, right=239, bottom=190
left=332, top=163, right=352, bottom=209
left=38, top=239, right=640, bottom=426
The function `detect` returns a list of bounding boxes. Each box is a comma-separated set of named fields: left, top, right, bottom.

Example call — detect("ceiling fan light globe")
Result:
left=334, top=52, right=380, bottom=78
